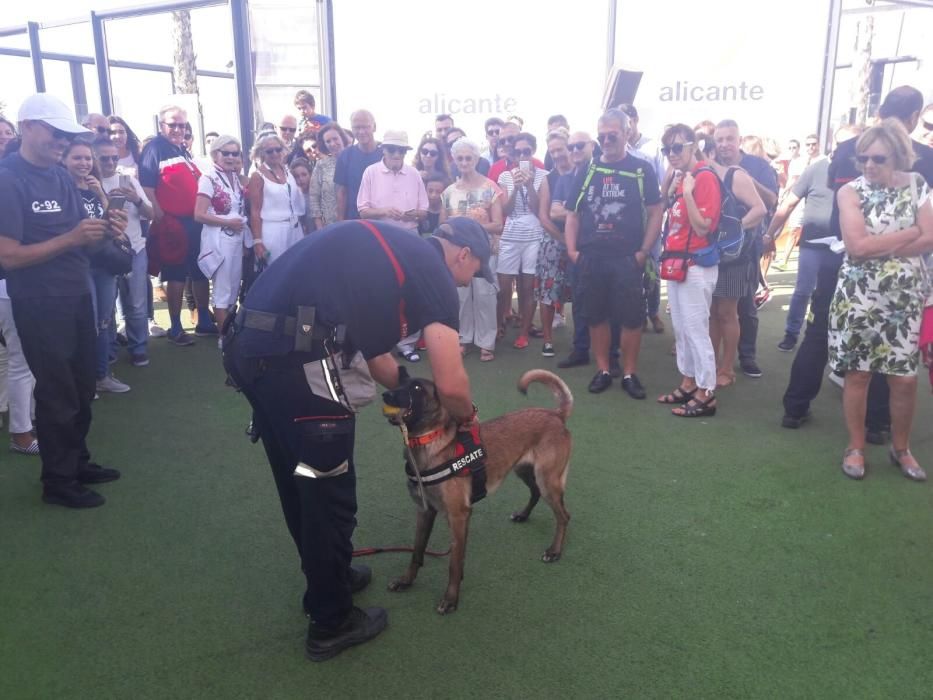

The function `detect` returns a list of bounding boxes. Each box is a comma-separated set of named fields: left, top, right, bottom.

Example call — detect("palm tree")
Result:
left=171, top=10, right=199, bottom=96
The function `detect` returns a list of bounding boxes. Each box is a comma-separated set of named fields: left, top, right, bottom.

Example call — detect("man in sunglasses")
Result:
left=278, top=115, right=299, bottom=149
left=0, top=93, right=128, bottom=508
left=481, top=116, right=505, bottom=162
left=782, top=85, right=933, bottom=438
left=565, top=108, right=663, bottom=398
left=487, top=121, right=545, bottom=185
left=81, top=113, right=111, bottom=144
left=139, top=104, right=214, bottom=346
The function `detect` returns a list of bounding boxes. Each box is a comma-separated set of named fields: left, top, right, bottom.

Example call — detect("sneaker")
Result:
left=781, top=411, right=811, bottom=429
left=528, top=327, right=544, bottom=338
left=194, top=324, right=220, bottom=337
left=401, top=351, right=421, bottom=363
left=608, top=356, right=622, bottom=379
left=96, top=375, right=131, bottom=393
left=754, top=288, right=772, bottom=309
left=741, top=360, right=763, bottom=378
left=588, top=370, right=613, bottom=394
left=621, top=374, right=647, bottom=400
left=557, top=351, right=590, bottom=369
left=827, top=371, right=845, bottom=389
left=777, top=333, right=797, bottom=352
left=513, top=335, right=529, bottom=349
left=130, top=353, right=149, bottom=367
left=305, top=606, right=388, bottom=662
left=42, top=483, right=105, bottom=509
left=553, top=313, right=566, bottom=328
left=149, top=322, right=168, bottom=338
left=77, top=463, right=121, bottom=484
left=541, top=342, right=555, bottom=357
left=167, top=330, right=195, bottom=346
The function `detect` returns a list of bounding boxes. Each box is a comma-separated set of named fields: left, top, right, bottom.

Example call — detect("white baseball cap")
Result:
left=17, top=93, right=89, bottom=134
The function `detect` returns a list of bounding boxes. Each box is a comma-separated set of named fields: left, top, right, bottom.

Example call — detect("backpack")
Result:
left=691, top=166, right=750, bottom=266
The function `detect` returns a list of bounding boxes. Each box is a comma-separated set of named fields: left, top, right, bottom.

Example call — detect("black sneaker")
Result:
left=588, top=371, right=613, bottom=393
left=541, top=342, right=555, bottom=357
left=306, top=606, right=388, bottom=662
left=608, top=356, right=622, bottom=379
left=557, top=351, right=590, bottom=369
left=42, top=484, right=105, bottom=508
left=621, top=374, right=647, bottom=400
left=781, top=411, right=811, bottom=429
left=741, top=360, right=763, bottom=378
left=77, top=463, right=121, bottom=484
left=777, top=334, right=798, bottom=352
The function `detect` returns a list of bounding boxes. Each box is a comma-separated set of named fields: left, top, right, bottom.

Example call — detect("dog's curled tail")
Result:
left=517, top=369, right=574, bottom=421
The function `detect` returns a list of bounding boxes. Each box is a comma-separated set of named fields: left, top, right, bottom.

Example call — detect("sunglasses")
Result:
left=855, top=154, right=888, bottom=165
left=660, top=141, right=694, bottom=157
left=220, top=150, right=241, bottom=157
left=279, top=126, right=296, bottom=133
left=499, top=136, right=516, bottom=145
left=98, top=155, right=120, bottom=163
left=264, top=147, right=284, bottom=155
left=421, top=148, right=439, bottom=157
left=805, top=142, right=819, bottom=147
left=486, top=128, right=500, bottom=137
left=45, top=124, right=75, bottom=141
left=95, top=126, right=109, bottom=134
left=161, top=122, right=186, bottom=131
left=514, top=147, right=533, bottom=157
left=383, top=145, right=407, bottom=155
left=568, top=142, right=589, bottom=152
left=597, top=132, right=620, bottom=144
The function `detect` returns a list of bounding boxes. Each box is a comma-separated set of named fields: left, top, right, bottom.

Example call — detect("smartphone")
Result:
left=519, top=160, right=530, bottom=173
left=107, top=195, right=126, bottom=211
left=118, top=174, right=132, bottom=190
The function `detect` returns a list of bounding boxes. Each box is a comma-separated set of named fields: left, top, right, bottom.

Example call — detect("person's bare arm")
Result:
left=247, top=172, right=267, bottom=258
left=892, top=200, right=933, bottom=256
left=501, top=174, right=520, bottom=216
left=732, top=170, right=767, bottom=230
left=485, top=196, right=504, bottom=236
left=550, top=200, right=568, bottom=223
left=839, top=185, right=920, bottom=259
left=751, top=177, right=778, bottom=210
left=639, top=202, right=664, bottom=257
left=0, top=220, right=109, bottom=270
left=423, top=322, right=474, bottom=422
left=537, top=177, right=563, bottom=243
left=565, top=210, right=580, bottom=263
left=367, top=352, right=402, bottom=389
left=761, top=191, right=801, bottom=253
left=142, top=186, right=162, bottom=221
left=335, top=184, right=347, bottom=222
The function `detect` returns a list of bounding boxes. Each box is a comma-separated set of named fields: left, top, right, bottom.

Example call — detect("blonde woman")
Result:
left=248, top=134, right=305, bottom=264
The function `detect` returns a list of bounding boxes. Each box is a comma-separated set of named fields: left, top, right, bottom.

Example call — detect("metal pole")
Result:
left=27, top=22, right=45, bottom=92
left=91, top=12, right=113, bottom=114
left=817, top=0, right=843, bottom=144
left=606, top=0, right=617, bottom=78
left=320, top=0, right=338, bottom=120
left=70, top=61, right=89, bottom=119
left=230, top=0, right=255, bottom=157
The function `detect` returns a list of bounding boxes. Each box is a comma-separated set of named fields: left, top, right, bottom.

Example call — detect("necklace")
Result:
left=263, top=164, right=287, bottom=184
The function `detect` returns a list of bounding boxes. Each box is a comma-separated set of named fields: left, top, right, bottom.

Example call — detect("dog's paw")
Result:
left=541, top=550, right=562, bottom=563
left=436, top=598, right=458, bottom=615
left=387, top=577, right=413, bottom=592
left=510, top=511, right=529, bottom=523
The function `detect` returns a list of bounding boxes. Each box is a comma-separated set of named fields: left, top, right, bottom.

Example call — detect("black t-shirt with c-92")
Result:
left=0, top=153, right=88, bottom=298
left=566, top=154, right=661, bottom=255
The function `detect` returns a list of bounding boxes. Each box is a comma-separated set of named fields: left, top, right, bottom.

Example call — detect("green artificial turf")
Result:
left=1, top=272, right=932, bottom=699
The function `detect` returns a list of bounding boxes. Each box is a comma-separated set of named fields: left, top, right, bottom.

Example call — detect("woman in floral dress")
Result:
left=829, top=120, right=933, bottom=481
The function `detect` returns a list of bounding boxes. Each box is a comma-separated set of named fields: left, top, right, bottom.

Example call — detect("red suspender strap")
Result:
left=357, top=221, right=410, bottom=337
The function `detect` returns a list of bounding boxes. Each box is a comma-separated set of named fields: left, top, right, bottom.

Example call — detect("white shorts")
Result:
left=497, top=238, right=540, bottom=275
left=211, top=234, right=244, bottom=308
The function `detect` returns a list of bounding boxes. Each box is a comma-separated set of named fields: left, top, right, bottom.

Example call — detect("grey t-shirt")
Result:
left=790, top=158, right=833, bottom=248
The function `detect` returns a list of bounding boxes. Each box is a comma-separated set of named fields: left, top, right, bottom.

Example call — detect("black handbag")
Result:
left=90, top=235, right=134, bottom=276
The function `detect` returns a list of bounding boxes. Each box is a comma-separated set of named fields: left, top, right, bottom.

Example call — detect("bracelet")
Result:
left=253, top=238, right=263, bottom=243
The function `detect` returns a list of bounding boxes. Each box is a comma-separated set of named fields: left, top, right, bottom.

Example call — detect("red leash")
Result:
left=352, top=545, right=450, bottom=558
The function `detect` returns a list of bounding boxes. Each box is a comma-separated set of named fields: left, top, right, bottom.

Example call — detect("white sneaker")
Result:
left=97, top=375, right=131, bottom=393
left=149, top=322, right=168, bottom=338
left=553, top=313, right=566, bottom=328
left=827, top=371, right=845, bottom=389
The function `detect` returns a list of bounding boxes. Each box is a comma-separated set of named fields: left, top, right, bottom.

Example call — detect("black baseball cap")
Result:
left=433, top=217, right=495, bottom=283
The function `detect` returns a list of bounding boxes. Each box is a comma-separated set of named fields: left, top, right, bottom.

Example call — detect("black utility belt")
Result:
left=236, top=306, right=343, bottom=354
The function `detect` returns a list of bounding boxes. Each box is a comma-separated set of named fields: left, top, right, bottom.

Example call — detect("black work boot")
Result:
left=305, top=606, right=388, bottom=662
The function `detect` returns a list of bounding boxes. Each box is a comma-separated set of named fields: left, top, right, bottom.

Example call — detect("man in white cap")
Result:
left=0, top=94, right=128, bottom=508
left=357, top=130, right=429, bottom=361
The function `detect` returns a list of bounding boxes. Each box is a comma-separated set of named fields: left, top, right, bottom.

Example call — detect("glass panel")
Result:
left=41, top=59, right=77, bottom=113
left=38, top=22, right=93, bottom=57
left=108, top=66, right=175, bottom=141
left=82, top=63, right=102, bottom=117
left=104, top=14, right=174, bottom=66
left=0, top=33, right=31, bottom=51
left=0, top=55, right=37, bottom=123
left=197, top=75, right=240, bottom=156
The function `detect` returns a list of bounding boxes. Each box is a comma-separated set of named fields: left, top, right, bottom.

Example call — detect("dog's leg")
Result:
left=437, top=502, right=470, bottom=615
left=388, top=506, right=437, bottom=592
left=538, top=462, right=571, bottom=563
left=509, top=462, right=540, bottom=523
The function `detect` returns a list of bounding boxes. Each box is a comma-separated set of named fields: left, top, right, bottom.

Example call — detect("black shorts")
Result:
left=577, top=252, right=645, bottom=329
left=160, top=216, right=207, bottom=283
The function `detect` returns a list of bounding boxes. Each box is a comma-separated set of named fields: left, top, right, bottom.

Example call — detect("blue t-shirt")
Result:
left=738, top=151, right=779, bottom=195
left=239, top=221, right=460, bottom=358
left=0, top=153, right=89, bottom=298
left=334, top=145, right=383, bottom=220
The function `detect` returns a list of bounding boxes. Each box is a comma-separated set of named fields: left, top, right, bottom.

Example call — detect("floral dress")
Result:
left=828, top=174, right=931, bottom=376
left=534, top=234, right=571, bottom=307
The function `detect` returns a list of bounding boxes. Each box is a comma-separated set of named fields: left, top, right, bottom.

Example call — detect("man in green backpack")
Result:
left=565, top=108, right=664, bottom=398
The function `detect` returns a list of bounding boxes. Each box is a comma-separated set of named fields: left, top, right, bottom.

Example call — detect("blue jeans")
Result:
left=89, top=267, right=117, bottom=380
left=117, top=248, right=149, bottom=356
left=785, top=245, right=838, bottom=338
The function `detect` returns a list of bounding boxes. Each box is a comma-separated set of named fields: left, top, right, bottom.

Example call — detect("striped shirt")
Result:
left=498, top=167, right=547, bottom=242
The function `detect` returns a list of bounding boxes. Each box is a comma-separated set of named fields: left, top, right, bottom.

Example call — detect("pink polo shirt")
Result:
left=356, top=162, right=429, bottom=231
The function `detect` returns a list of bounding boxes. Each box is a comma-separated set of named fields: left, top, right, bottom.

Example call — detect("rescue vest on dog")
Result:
left=405, top=424, right=487, bottom=503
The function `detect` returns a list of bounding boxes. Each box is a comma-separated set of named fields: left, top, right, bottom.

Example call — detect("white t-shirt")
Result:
left=116, top=155, right=137, bottom=178
left=101, top=174, right=151, bottom=253
left=498, top=167, right=547, bottom=242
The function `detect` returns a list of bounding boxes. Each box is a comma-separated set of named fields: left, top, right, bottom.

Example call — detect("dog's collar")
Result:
left=406, top=427, right=445, bottom=447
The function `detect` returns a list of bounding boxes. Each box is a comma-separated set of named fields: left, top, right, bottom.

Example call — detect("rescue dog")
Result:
left=381, top=369, right=573, bottom=614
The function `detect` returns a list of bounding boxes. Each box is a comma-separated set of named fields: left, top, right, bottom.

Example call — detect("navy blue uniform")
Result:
left=224, top=220, right=458, bottom=629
